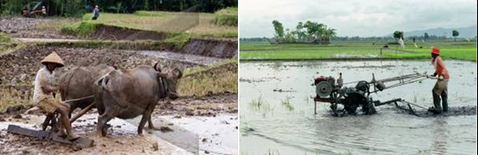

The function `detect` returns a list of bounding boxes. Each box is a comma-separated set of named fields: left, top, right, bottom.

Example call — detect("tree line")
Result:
left=272, top=20, right=336, bottom=44
left=0, top=0, right=238, bottom=16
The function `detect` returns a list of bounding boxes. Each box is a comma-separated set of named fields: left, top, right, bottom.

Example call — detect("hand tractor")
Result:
left=312, top=72, right=436, bottom=116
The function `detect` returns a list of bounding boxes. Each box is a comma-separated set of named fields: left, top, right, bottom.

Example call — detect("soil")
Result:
left=157, top=92, right=238, bottom=117
left=0, top=45, right=197, bottom=86
left=391, top=105, right=477, bottom=117
left=182, top=38, right=238, bottom=58
left=92, top=24, right=168, bottom=41
left=0, top=16, right=75, bottom=39
left=0, top=114, right=188, bottom=155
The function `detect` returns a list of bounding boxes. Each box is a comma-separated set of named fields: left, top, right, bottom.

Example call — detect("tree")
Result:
left=295, top=22, right=305, bottom=41
left=452, top=30, right=459, bottom=41
left=424, top=32, right=429, bottom=40
left=323, top=28, right=336, bottom=43
left=393, top=31, right=404, bottom=40
left=272, top=20, right=285, bottom=41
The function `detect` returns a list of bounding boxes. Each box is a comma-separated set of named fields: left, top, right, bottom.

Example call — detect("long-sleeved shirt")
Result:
left=433, top=56, right=450, bottom=79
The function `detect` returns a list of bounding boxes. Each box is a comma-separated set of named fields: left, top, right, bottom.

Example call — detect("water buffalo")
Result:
left=41, top=65, right=115, bottom=131
left=94, top=64, right=182, bottom=136
left=59, top=64, right=115, bottom=115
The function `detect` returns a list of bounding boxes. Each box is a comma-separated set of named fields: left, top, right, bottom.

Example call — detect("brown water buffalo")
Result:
left=93, top=64, right=182, bottom=136
left=59, top=64, right=115, bottom=115
left=41, top=65, right=114, bottom=131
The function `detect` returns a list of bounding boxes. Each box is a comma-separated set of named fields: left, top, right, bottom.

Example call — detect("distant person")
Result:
left=42, top=6, right=47, bottom=17
left=92, top=5, right=100, bottom=20
left=428, top=47, right=449, bottom=114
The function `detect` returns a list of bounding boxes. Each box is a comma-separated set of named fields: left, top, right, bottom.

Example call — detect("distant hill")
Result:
left=386, top=26, right=477, bottom=38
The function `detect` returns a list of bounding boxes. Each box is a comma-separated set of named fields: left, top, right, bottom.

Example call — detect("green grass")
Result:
left=214, top=7, right=238, bottom=26
left=63, top=11, right=237, bottom=39
left=0, top=85, right=34, bottom=113
left=35, top=40, right=182, bottom=51
left=178, top=59, right=238, bottom=97
left=0, top=32, right=13, bottom=43
left=61, top=21, right=99, bottom=37
left=240, top=40, right=477, bottom=61
left=1, top=33, right=26, bottom=56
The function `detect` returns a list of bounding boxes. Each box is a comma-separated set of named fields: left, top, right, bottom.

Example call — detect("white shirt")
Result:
left=33, top=66, right=56, bottom=103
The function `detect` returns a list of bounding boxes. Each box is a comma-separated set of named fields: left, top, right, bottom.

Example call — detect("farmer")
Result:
left=41, top=6, right=47, bottom=16
left=92, top=5, right=100, bottom=20
left=33, top=52, right=79, bottom=140
left=428, top=47, right=449, bottom=114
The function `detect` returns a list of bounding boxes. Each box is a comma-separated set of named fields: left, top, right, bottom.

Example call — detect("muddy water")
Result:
left=136, top=50, right=224, bottom=65
left=240, top=60, right=477, bottom=155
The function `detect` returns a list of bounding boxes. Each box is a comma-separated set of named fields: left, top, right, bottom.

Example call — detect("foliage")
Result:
left=452, top=30, right=459, bottom=41
left=0, top=0, right=238, bottom=16
left=272, top=20, right=285, bottom=40
left=393, top=31, right=404, bottom=40
left=214, top=7, right=238, bottom=26
left=272, top=20, right=336, bottom=44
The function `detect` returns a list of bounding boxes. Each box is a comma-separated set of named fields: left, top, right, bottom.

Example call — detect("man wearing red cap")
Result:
left=428, top=47, right=449, bottom=114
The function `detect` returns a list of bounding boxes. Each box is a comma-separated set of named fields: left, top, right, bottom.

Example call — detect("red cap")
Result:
left=431, top=47, right=440, bottom=55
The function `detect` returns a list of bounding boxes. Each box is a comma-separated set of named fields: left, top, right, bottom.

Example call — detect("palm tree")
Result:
left=323, top=28, right=336, bottom=43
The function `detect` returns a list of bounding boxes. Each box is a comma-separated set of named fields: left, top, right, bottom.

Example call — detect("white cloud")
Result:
left=239, top=0, right=477, bottom=37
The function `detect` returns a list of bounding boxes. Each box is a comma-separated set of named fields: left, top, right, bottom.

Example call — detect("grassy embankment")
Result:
left=240, top=40, right=477, bottom=61
left=31, top=10, right=236, bottom=50
left=61, top=10, right=237, bottom=39
left=178, top=59, right=238, bottom=97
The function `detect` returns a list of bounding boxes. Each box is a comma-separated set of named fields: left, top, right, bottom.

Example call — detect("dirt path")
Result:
left=14, top=38, right=87, bottom=43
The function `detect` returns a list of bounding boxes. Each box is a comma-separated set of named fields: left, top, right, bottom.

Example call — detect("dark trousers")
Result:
left=432, top=79, right=449, bottom=112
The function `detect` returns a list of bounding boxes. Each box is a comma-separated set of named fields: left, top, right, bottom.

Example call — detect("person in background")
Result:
left=428, top=47, right=450, bottom=114
left=92, top=5, right=100, bottom=20
left=41, top=6, right=47, bottom=17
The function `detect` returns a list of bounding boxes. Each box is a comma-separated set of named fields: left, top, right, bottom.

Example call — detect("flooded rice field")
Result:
left=240, top=60, right=477, bottom=155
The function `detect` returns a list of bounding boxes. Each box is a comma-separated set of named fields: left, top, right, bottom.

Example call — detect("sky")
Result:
left=239, top=0, right=477, bottom=38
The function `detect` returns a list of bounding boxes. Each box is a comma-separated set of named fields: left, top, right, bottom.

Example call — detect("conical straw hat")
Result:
left=41, top=52, right=64, bottom=67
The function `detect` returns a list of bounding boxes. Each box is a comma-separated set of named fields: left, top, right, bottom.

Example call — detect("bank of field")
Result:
left=178, top=59, right=238, bottom=97
left=62, top=10, right=237, bottom=39
left=240, top=40, right=477, bottom=61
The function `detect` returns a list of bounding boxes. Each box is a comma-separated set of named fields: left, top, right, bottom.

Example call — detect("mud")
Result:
left=92, top=24, right=167, bottom=41
left=0, top=45, right=197, bottom=85
left=0, top=16, right=74, bottom=39
left=0, top=44, right=238, bottom=154
left=0, top=91, right=238, bottom=155
left=0, top=114, right=190, bottom=155
left=157, top=93, right=238, bottom=117
left=135, top=50, right=224, bottom=65
left=240, top=60, right=477, bottom=155
left=182, top=38, right=238, bottom=58
left=390, top=105, right=477, bottom=117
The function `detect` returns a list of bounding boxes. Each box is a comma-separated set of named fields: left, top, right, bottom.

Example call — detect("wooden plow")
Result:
left=7, top=95, right=96, bottom=147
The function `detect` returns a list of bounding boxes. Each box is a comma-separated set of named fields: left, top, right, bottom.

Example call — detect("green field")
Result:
left=63, top=10, right=237, bottom=39
left=240, top=40, right=477, bottom=61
